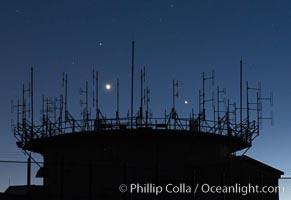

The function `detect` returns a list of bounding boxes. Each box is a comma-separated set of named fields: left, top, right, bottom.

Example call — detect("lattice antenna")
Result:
left=19, top=82, right=30, bottom=143
left=258, top=85, right=274, bottom=128
left=214, top=86, right=229, bottom=134
left=201, top=71, right=215, bottom=121
left=246, top=81, right=261, bottom=134
left=139, top=66, right=146, bottom=120
left=80, top=81, right=89, bottom=122
left=204, top=90, right=215, bottom=123
left=246, top=81, right=252, bottom=141
left=41, top=96, right=54, bottom=136
left=45, top=97, right=54, bottom=122
left=212, top=89, right=216, bottom=123
left=142, top=67, right=151, bottom=127
left=145, top=86, right=150, bottom=127
left=92, top=70, right=100, bottom=120
left=212, top=102, right=216, bottom=126
left=172, top=80, right=179, bottom=111
left=50, top=98, right=59, bottom=123
left=227, top=101, right=237, bottom=125
left=55, top=95, right=64, bottom=127
left=21, top=83, right=31, bottom=124
left=246, top=81, right=261, bottom=122
left=216, top=86, right=226, bottom=120
left=62, top=73, right=68, bottom=120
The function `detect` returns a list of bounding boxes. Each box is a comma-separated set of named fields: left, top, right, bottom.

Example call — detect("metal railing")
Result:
left=13, top=111, right=258, bottom=147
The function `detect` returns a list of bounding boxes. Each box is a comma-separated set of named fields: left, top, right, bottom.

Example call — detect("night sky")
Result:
left=0, top=0, right=291, bottom=199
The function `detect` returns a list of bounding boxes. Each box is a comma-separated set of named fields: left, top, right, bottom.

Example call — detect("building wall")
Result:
left=37, top=131, right=281, bottom=200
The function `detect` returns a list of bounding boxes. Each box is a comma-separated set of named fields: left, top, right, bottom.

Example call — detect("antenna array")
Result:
left=12, top=57, right=272, bottom=153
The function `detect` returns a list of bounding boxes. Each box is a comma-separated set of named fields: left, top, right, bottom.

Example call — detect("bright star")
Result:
left=105, top=84, right=111, bottom=90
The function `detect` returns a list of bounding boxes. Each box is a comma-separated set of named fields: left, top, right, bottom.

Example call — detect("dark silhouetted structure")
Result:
left=3, top=58, right=282, bottom=200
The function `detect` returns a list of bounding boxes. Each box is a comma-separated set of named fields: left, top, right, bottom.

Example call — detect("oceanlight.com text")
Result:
left=119, top=183, right=284, bottom=196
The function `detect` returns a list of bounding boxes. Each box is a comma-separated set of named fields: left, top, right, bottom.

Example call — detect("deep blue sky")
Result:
left=0, top=0, right=291, bottom=199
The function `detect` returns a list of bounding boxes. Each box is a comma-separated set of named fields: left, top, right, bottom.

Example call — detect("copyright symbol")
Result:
left=119, top=184, right=127, bottom=193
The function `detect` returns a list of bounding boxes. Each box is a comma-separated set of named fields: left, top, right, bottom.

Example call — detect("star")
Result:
left=105, top=84, right=111, bottom=90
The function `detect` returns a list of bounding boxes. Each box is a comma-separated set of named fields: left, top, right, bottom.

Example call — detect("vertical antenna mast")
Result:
left=246, top=81, right=251, bottom=143
left=246, top=81, right=250, bottom=134
left=116, top=78, right=119, bottom=119
left=201, top=71, right=215, bottom=121
left=140, top=67, right=145, bottom=119
left=171, top=80, right=179, bottom=129
left=145, top=86, right=150, bottom=127
left=22, top=84, right=25, bottom=120
left=199, top=89, right=201, bottom=116
left=202, top=72, right=205, bottom=118
left=96, top=71, right=99, bottom=119
left=22, top=82, right=31, bottom=132
left=46, top=98, right=49, bottom=133
left=140, top=69, right=142, bottom=117
left=131, top=40, right=135, bottom=128
left=64, top=73, right=68, bottom=119
left=240, top=59, right=243, bottom=137
left=217, top=86, right=226, bottom=122
left=217, top=86, right=220, bottom=121
left=80, top=81, right=89, bottom=129
left=172, top=80, right=179, bottom=111
left=30, top=67, right=34, bottom=139
left=86, top=81, right=89, bottom=120
left=22, top=84, right=26, bottom=142
left=226, top=99, right=231, bottom=136
left=173, top=80, right=175, bottom=110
